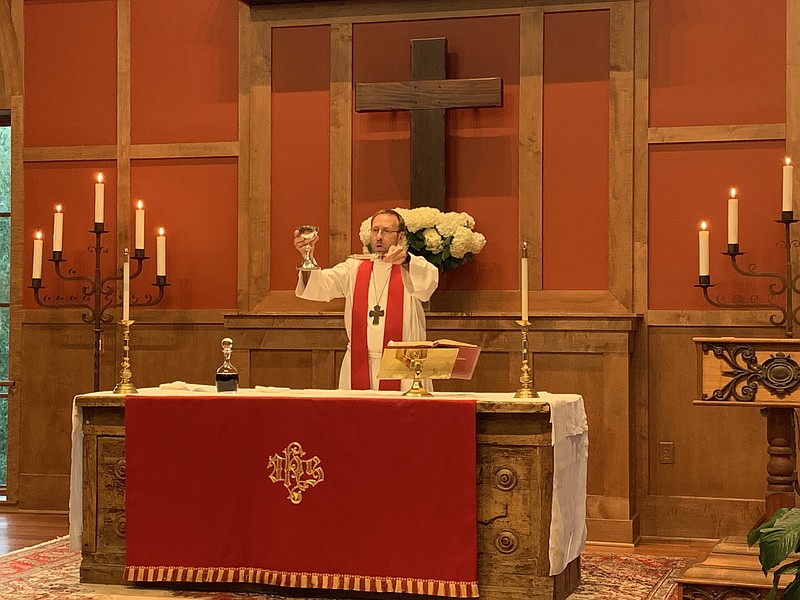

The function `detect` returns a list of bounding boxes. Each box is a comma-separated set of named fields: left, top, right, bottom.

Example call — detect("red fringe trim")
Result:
left=124, top=565, right=479, bottom=598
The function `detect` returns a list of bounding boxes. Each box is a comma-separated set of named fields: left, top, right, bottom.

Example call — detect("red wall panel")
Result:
left=270, top=26, right=331, bottom=291
left=130, top=0, right=238, bottom=144
left=24, top=0, right=117, bottom=147
left=352, top=16, right=519, bottom=291
left=23, top=162, right=117, bottom=309
left=542, top=10, right=610, bottom=291
left=650, top=0, right=785, bottom=127
left=649, top=141, right=787, bottom=310
left=131, top=158, right=238, bottom=309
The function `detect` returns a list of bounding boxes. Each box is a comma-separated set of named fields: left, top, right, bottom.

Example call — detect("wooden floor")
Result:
left=586, top=539, right=717, bottom=560
left=0, top=511, right=70, bottom=555
left=0, top=510, right=716, bottom=564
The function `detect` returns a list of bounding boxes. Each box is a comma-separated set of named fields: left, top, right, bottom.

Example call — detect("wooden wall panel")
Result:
left=23, top=0, right=117, bottom=147
left=130, top=0, right=239, bottom=144
left=542, top=10, right=610, bottom=291
left=251, top=349, right=315, bottom=389
left=270, top=25, right=331, bottom=290
left=18, top=323, right=112, bottom=509
left=130, top=158, right=238, bottom=310
left=648, top=141, right=787, bottom=311
left=649, top=0, right=785, bottom=128
left=647, top=326, right=766, bottom=500
left=130, top=324, right=232, bottom=389
left=0, top=0, right=21, bottom=105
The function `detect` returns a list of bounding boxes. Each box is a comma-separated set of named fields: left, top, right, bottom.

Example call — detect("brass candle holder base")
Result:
left=515, top=319, right=538, bottom=399
left=113, top=319, right=138, bottom=395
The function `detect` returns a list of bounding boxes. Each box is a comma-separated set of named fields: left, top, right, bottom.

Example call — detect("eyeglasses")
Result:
left=370, top=227, right=401, bottom=236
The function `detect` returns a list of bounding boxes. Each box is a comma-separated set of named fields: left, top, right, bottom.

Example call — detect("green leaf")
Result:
left=756, top=509, right=800, bottom=572
left=750, top=508, right=790, bottom=546
left=781, top=573, right=800, bottom=600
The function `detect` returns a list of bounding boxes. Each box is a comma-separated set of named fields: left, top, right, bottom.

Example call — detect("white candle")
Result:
left=32, top=231, right=43, bottom=279
left=156, top=227, right=166, bottom=276
left=521, top=242, right=529, bottom=322
left=94, top=173, right=105, bottom=224
left=727, top=188, right=738, bottom=245
left=53, top=204, right=64, bottom=252
left=783, top=157, right=793, bottom=213
left=699, top=221, right=710, bottom=276
left=122, top=250, right=130, bottom=321
left=135, top=200, right=145, bottom=250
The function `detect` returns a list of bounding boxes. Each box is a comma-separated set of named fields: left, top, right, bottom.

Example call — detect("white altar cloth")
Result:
left=69, top=388, right=587, bottom=576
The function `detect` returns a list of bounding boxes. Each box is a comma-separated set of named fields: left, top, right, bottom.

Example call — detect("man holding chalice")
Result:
left=294, top=209, right=439, bottom=390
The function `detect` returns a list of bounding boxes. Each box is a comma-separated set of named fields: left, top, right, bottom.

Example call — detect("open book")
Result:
left=385, top=339, right=481, bottom=380
left=386, top=339, right=478, bottom=349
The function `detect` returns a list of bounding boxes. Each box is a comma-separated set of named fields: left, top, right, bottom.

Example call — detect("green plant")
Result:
left=748, top=507, right=800, bottom=599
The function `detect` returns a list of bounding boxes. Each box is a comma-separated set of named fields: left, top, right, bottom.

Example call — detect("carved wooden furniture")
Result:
left=75, top=392, right=582, bottom=600
left=677, top=337, right=800, bottom=599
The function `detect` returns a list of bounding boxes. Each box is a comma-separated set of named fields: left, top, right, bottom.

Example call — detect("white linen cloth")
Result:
left=69, top=389, right=588, bottom=577
left=538, top=392, right=589, bottom=575
left=296, top=256, right=439, bottom=390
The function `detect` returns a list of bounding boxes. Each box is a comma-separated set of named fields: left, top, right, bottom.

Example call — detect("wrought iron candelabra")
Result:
left=29, top=225, right=168, bottom=391
left=697, top=210, right=800, bottom=337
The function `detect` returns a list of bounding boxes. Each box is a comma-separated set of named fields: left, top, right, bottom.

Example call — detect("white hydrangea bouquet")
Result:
left=359, top=206, right=486, bottom=272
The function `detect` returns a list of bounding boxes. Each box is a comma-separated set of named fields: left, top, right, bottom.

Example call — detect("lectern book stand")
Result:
left=677, top=337, right=800, bottom=598
left=378, top=339, right=481, bottom=396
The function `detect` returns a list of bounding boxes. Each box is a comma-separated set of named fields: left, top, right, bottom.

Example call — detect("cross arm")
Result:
left=355, top=77, right=503, bottom=112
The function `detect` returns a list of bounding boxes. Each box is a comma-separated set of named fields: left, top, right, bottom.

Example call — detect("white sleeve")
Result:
left=295, top=260, right=353, bottom=302
left=404, top=255, right=439, bottom=302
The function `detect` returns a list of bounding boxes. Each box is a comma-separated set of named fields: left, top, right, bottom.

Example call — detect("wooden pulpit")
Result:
left=694, top=337, right=799, bottom=516
left=677, top=337, right=800, bottom=599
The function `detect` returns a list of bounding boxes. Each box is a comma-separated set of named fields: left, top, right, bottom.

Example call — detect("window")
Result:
left=0, top=109, right=11, bottom=487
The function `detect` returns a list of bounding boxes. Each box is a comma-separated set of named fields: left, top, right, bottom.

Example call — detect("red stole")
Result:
left=351, top=260, right=404, bottom=390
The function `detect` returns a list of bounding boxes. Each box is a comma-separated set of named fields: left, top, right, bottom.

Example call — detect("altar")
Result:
left=70, top=388, right=587, bottom=600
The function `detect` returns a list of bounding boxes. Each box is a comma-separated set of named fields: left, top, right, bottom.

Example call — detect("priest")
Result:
left=294, top=209, right=439, bottom=390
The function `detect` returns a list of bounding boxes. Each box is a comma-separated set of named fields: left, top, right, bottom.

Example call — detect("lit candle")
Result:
left=32, top=231, right=43, bottom=279
left=122, top=249, right=130, bottom=322
left=156, top=227, right=166, bottom=276
left=53, top=204, right=64, bottom=252
left=783, top=157, right=793, bottom=213
left=94, top=173, right=105, bottom=224
left=521, top=242, right=529, bottom=322
left=699, top=221, right=710, bottom=277
left=135, top=200, right=145, bottom=250
left=727, top=188, right=738, bottom=245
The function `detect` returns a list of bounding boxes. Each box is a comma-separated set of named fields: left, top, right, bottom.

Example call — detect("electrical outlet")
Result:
left=659, top=441, right=675, bottom=464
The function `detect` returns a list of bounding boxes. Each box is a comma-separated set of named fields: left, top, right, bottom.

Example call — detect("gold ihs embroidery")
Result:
left=267, top=442, right=324, bottom=504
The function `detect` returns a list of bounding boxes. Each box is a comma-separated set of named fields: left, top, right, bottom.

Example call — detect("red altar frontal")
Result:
left=124, top=394, right=478, bottom=597
left=70, top=388, right=588, bottom=600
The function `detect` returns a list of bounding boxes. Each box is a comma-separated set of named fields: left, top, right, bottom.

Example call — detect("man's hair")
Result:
left=370, top=209, right=406, bottom=233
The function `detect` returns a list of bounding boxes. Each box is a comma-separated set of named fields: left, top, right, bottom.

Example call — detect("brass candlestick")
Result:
left=515, top=320, right=538, bottom=398
left=112, top=319, right=138, bottom=395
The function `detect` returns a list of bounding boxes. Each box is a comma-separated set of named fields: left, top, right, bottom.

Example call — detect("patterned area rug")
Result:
left=0, top=538, right=687, bottom=599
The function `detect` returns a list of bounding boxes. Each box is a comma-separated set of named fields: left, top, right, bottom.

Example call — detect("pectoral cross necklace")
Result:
left=369, top=269, right=391, bottom=325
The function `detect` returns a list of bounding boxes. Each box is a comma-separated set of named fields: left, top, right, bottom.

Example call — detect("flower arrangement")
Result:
left=359, top=206, right=487, bottom=272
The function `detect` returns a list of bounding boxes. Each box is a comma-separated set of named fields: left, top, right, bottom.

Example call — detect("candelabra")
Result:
left=29, top=225, right=168, bottom=391
left=696, top=210, right=800, bottom=338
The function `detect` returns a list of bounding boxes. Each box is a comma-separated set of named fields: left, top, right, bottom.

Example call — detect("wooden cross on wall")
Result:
left=355, top=37, right=503, bottom=211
